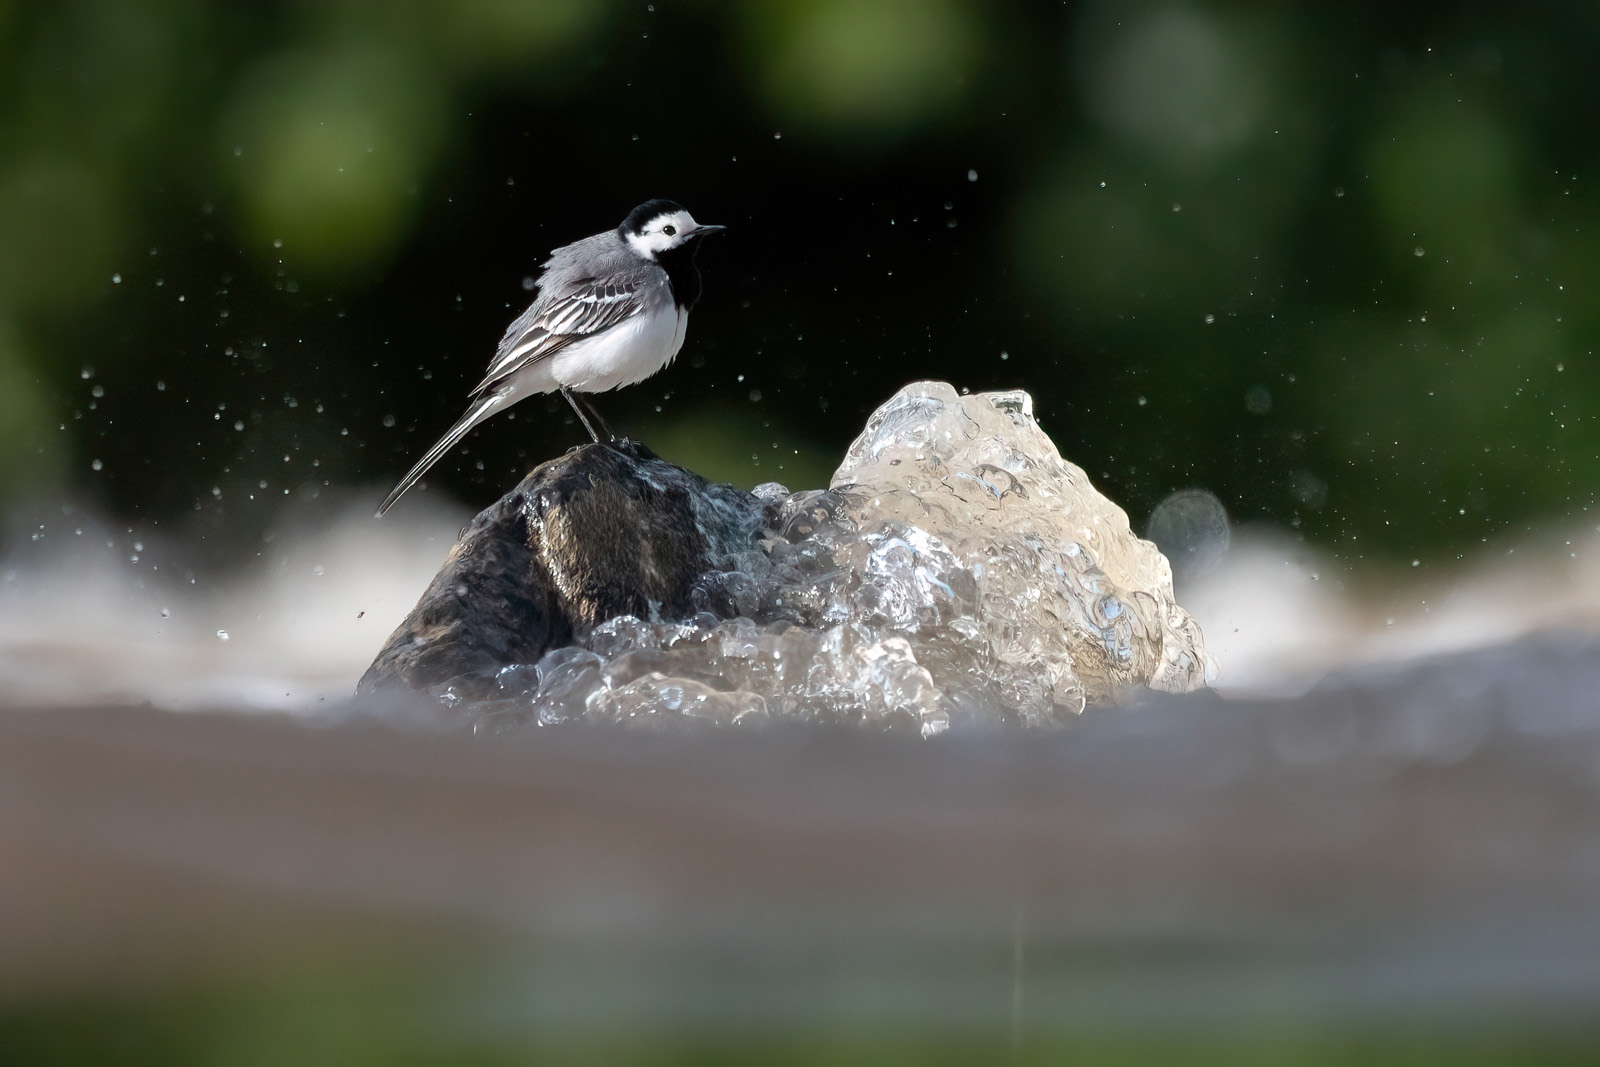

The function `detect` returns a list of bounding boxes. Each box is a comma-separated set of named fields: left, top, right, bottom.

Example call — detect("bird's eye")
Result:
left=662, top=224, right=677, bottom=236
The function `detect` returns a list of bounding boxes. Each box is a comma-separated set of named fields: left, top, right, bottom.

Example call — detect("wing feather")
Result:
left=473, top=267, right=656, bottom=395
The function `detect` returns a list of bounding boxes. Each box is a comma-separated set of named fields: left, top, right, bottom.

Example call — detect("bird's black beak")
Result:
left=692, top=224, right=727, bottom=238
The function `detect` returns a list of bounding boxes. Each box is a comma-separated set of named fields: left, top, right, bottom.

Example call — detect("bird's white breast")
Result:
left=548, top=301, right=689, bottom=394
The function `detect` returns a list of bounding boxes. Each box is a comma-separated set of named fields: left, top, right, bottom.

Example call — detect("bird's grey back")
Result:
left=540, top=232, right=652, bottom=299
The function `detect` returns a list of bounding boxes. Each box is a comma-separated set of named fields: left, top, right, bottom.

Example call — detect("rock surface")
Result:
left=360, top=382, right=1212, bottom=728
left=357, top=440, right=765, bottom=698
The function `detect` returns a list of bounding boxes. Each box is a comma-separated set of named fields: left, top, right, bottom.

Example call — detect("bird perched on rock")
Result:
left=376, top=199, right=725, bottom=515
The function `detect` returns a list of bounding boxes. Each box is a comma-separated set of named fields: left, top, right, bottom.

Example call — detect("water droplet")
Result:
left=216, top=629, right=230, bottom=641
left=90, top=458, right=103, bottom=471
left=967, top=169, right=978, bottom=181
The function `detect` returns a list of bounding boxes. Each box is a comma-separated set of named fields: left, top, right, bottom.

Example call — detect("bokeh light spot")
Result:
left=1081, top=4, right=1268, bottom=170
left=0, top=158, right=122, bottom=314
left=1367, top=90, right=1518, bottom=275
left=220, top=45, right=446, bottom=275
left=746, top=0, right=981, bottom=137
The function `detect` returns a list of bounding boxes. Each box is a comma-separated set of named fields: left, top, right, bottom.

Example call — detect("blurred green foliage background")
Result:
left=3, top=0, right=1599, bottom=567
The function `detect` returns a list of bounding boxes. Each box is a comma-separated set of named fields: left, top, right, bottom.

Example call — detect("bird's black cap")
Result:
left=620, top=199, right=688, bottom=235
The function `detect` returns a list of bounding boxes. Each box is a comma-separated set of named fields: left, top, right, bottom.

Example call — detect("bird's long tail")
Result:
left=375, top=392, right=507, bottom=516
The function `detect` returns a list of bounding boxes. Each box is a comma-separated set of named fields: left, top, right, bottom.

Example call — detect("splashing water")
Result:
left=469, top=383, right=1212, bottom=736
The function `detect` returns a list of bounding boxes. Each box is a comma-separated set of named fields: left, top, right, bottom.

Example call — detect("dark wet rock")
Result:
left=357, top=439, right=766, bottom=698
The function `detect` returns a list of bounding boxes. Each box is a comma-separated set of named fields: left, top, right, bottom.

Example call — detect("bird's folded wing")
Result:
left=473, top=270, right=654, bottom=394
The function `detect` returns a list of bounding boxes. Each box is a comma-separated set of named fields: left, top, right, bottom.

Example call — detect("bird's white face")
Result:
left=625, top=209, right=704, bottom=260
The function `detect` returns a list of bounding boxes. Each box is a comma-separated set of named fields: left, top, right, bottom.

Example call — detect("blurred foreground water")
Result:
left=5, top=488, right=1600, bottom=1061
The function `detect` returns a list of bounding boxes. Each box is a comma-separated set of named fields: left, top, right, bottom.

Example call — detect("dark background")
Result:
left=4, top=0, right=1599, bottom=571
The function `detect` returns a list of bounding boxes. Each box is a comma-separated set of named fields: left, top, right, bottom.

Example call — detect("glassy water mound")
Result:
left=471, top=382, right=1212, bottom=737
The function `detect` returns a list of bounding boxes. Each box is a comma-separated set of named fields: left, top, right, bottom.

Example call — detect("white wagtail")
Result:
left=376, top=199, right=725, bottom=515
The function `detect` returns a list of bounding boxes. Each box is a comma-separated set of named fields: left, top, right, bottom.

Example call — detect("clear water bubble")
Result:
left=1146, top=488, right=1231, bottom=582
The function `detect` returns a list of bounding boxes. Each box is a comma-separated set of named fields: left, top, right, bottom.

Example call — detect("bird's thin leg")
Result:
left=561, top=387, right=606, bottom=443
left=578, top=394, right=616, bottom=442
